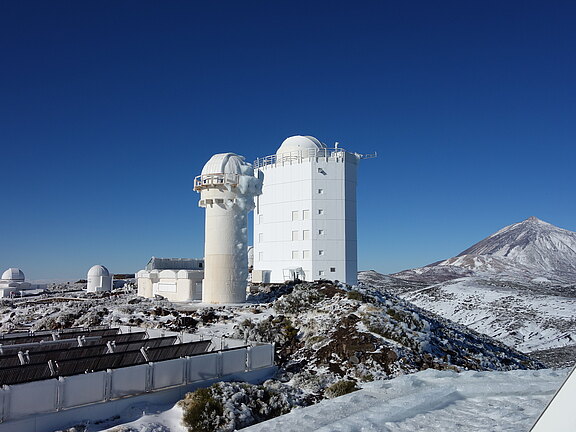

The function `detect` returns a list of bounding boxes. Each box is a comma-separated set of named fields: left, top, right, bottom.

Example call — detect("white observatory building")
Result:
left=87, top=264, right=113, bottom=292
left=252, top=135, right=372, bottom=285
left=194, top=153, right=262, bottom=303
left=0, top=268, right=47, bottom=297
left=0, top=268, right=31, bottom=297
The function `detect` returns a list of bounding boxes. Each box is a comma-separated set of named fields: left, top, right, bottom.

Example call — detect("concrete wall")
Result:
left=0, top=343, right=275, bottom=432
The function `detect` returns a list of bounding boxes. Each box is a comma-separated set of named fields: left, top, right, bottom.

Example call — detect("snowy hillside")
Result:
left=360, top=217, right=576, bottom=364
left=1, top=279, right=545, bottom=431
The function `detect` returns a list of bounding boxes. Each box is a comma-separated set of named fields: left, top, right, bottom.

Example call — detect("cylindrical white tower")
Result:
left=194, top=153, right=262, bottom=303
left=87, top=265, right=113, bottom=292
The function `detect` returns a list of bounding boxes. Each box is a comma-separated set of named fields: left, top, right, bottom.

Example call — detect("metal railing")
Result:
left=253, top=147, right=376, bottom=169
left=193, top=172, right=240, bottom=190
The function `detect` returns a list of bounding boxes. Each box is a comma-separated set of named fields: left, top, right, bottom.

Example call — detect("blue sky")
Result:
left=1, top=1, right=575, bottom=281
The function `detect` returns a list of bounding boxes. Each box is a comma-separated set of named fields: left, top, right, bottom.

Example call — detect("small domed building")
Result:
left=87, top=265, right=113, bottom=292
left=0, top=268, right=45, bottom=297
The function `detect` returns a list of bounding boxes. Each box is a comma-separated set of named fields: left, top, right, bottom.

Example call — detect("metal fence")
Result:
left=0, top=343, right=274, bottom=423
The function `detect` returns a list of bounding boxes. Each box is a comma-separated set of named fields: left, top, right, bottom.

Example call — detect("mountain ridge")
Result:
left=360, top=216, right=576, bottom=363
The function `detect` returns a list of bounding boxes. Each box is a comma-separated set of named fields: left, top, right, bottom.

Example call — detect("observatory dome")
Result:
left=201, top=153, right=248, bottom=175
left=276, top=135, right=326, bottom=155
left=87, top=265, right=110, bottom=277
left=1, top=268, right=25, bottom=281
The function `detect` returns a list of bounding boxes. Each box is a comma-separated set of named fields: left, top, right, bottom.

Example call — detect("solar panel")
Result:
left=0, top=336, right=218, bottom=386
left=0, top=334, right=167, bottom=367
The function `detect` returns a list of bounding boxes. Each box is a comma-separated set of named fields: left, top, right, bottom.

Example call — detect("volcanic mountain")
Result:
left=359, top=217, right=576, bottom=366
left=393, top=217, right=576, bottom=284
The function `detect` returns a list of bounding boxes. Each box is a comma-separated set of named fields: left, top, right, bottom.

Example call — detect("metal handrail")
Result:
left=194, top=172, right=240, bottom=190
left=254, top=147, right=351, bottom=169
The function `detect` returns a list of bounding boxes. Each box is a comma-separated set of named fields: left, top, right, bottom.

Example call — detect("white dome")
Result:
left=201, top=153, right=248, bottom=175
left=1, top=268, right=25, bottom=281
left=87, top=265, right=110, bottom=277
left=276, top=135, right=326, bottom=155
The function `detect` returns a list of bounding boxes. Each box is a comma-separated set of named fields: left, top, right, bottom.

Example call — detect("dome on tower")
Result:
left=276, top=135, right=326, bottom=155
left=87, top=265, right=110, bottom=277
left=201, top=153, right=249, bottom=175
left=1, top=268, right=25, bottom=281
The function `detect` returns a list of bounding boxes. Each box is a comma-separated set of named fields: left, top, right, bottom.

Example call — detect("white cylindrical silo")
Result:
left=87, top=265, right=113, bottom=292
left=194, top=153, right=262, bottom=304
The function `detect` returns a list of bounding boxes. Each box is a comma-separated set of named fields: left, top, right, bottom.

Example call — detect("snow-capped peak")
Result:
left=454, top=217, right=576, bottom=278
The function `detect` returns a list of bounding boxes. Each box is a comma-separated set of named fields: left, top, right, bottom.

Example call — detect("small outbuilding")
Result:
left=136, top=257, right=204, bottom=302
left=87, top=265, right=113, bottom=292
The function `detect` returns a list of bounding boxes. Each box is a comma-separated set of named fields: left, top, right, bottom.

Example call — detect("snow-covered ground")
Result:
left=96, top=368, right=568, bottom=432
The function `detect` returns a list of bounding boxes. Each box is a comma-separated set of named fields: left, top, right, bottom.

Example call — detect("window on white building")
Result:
left=303, top=230, right=310, bottom=240
left=319, top=250, right=325, bottom=256
left=258, top=214, right=264, bottom=224
left=292, top=230, right=299, bottom=241
left=258, top=252, right=264, bottom=261
left=303, top=209, right=310, bottom=220
left=292, top=250, right=299, bottom=259
left=319, top=270, right=325, bottom=276
left=303, top=250, right=310, bottom=259
left=292, top=210, right=300, bottom=221
left=258, top=233, right=264, bottom=242
left=330, top=267, right=336, bottom=272
left=318, top=229, right=325, bottom=235
left=318, top=188, right=324, bottom=194
left=318, top=209, right=324, bottom=215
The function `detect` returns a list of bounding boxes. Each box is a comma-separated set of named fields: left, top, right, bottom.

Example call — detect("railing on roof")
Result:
left=253, top=147, right=377, bottom=169
left=193, top=172, right=240, bottom=191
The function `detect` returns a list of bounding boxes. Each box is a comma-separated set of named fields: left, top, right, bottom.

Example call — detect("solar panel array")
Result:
left=0, top=327, right=213, bottom=386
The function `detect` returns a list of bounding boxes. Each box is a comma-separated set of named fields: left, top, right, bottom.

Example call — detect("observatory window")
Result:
left=303, top=209, right=310, bottom=220
left=292, top=211, right=300, bottom=221
left=319, top=250, right=325, bottom=256
left=292, top=230, right=299, bottom=241
left=330, top=267, right=336, bottom=272
left=303, top=230, right=310, bottom=240
left=258, top=233, right=264, bottom=243
left=292, top=250, right=299, bottom=259
left=318, top=209, right=324, bottom=215
left=318, top=229, right=325, bottom=235
left=317, top=188, right=324, bottom=194
left=303, top=250, right=311, bottom=259
left=319, top=270, right=325, bottom=277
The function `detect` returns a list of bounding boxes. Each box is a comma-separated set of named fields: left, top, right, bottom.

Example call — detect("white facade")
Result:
left=136, top=258, right=204, bottom=302
left=253, top=135, right=360, bottom=285
left=136, top=269, right=203, bottom=301
left=195, top=153, right=262, bottom=303
left=87, top=265, right=113, bottom=292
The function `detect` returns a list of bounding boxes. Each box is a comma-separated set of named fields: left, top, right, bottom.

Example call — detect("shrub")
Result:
left=346, top=290, right=363, bottom=301
left=325, top=380, right=359, bottom=398
left=178, top=387, right=224, bottom=432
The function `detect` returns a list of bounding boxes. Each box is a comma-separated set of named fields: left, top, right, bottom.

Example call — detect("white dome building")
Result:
left=194, top=152, right=262, bottom=303
left=252, top=135, right=373, bottom=285
left=87, top=265, right=113, bottom=292
left=0, top=268, right=33, bottom=297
